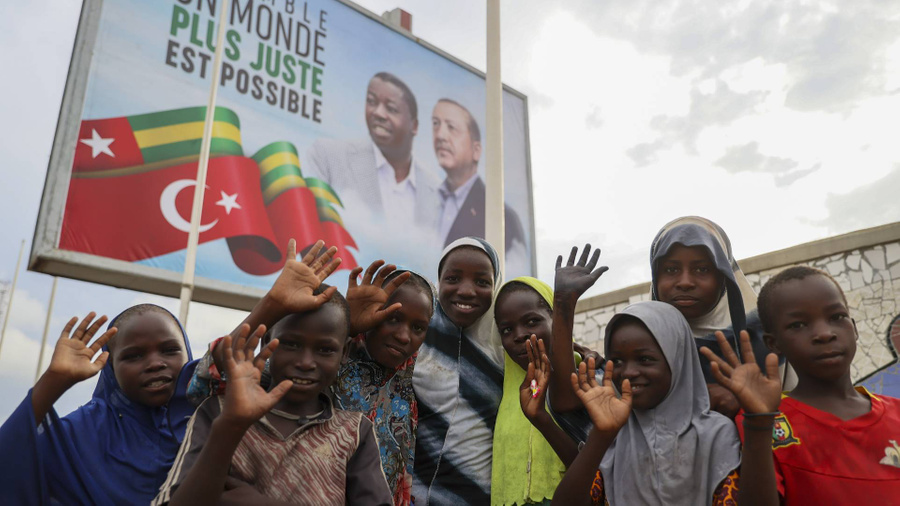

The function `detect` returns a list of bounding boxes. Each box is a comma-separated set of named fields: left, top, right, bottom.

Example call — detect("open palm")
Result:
left=554, top=244, right=609, bottom=299
left=699, top=331, right=782, bottom=414
left=220, top=325, right=292, bottom=429
left=570, top=358, right=632, bottom=434
left=47, top=313, right=117, bottom=384
left=519, top=336, right=550, bottom=420
left=267, top=239, right=340, bottom=314
left=346, top=260, right=410, bottom=335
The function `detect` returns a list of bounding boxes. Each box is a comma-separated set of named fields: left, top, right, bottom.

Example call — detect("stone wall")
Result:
left=573, top=224, right=900, bottom=382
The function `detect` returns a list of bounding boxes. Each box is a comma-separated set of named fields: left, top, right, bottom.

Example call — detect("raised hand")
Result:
left=554, top=244, right=609, bottom=301
left=699, top=331, right=781, bottom=415
left=570, top=358, right=632, bottom=434
left=266, top=239, right=341, bottom=314
left=520, top=336, right=551, bottom=420
left=346, top=260, right=411, bottom=335
left=220, top=324, right=292, bottom=430
left=46, top=312, right=117, bottom=385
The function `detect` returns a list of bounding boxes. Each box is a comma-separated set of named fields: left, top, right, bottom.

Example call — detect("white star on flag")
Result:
left=79, top=129, right=115, bottom=158
left=215, top=191, right=241, bottom=215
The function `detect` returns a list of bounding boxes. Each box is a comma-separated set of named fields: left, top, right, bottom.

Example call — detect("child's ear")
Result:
left=763, top=332, right=781, bottom=355
left=341, top=336, right=352, bottom=364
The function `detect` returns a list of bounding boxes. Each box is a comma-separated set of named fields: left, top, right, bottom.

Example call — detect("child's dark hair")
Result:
left=384, top=270, right=435, bottom=318
left=268, top=284, right=351, bottom=340
left=757, top=265, right=847, bottom=333
left=318, top=284, right=351, bottom=335
left=107, top=304, right=181, bottom=353
left=494, top=281, right=552, bottom=319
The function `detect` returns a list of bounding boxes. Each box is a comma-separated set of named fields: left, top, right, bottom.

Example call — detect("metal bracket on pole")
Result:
left=178, top=0, right=231, bottom=325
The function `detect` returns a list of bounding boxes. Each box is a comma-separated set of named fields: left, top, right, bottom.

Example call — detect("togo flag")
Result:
left=63, top=107, right=358, bottom=274
left=73, top=106, right=243, bottom=174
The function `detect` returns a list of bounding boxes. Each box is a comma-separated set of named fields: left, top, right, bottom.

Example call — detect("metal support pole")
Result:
left=35, top=277, right=59, bottom=383
left=178, top=0, right=231, bottom=325
left=485, top=0, right=505, bottom=276
left=0, top=239, right=26, bottom=359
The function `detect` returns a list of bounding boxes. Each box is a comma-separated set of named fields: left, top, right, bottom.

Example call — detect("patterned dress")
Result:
left=590, top=469, right=740, bottom=506
left=333, top=341, right=418, bottom=506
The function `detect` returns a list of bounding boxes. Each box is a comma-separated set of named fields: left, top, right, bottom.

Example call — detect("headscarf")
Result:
left=600, top=301, right=741, bottom=506
left=490, top=277, right=565, bottom=506
left=332, top=270, right=436, bottom=506
left=0, top=304, right=197, bottom=505
left=412, top=237, right=505, bottom=505
left=650, top=216, right=774, bottom=380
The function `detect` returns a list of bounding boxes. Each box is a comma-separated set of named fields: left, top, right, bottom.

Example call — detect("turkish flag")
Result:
left=61, top=156, right=279, bottom=265
left=227, top=186, right=326, bottom=275
left=60, top=156, right=345, bottom=276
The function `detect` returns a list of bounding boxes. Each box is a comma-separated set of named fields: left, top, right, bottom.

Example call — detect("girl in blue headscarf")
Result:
left=0, top=304, right=197, bottom=505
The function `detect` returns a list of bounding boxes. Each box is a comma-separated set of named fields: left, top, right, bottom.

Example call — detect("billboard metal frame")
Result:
left=30, top=0, right=536, bottom=311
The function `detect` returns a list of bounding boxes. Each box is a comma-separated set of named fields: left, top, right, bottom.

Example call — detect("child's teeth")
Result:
left=292, top=379, right=314, bottom=385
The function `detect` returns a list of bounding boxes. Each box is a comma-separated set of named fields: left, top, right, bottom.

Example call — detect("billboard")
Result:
left=31, top=0, right=534, bottom=309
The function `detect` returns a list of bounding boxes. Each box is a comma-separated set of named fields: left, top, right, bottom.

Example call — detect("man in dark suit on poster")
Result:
left=431, top=98, right=526, bottom=257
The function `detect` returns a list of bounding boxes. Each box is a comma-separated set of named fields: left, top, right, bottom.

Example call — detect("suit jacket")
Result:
left=306, top=138, right=442, bottom=229
left=444, top=176, right=526, bottom=251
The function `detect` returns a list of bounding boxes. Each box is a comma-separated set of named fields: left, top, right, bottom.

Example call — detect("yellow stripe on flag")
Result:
left=258, top=151, right=302, bottom=175
left=133, top=121, right=242, bottom=148
left=309, top=187, right=341, bottom=206
left=319, top=206, right=344, bottom=226
left=262, top=175, right=307, bottom=203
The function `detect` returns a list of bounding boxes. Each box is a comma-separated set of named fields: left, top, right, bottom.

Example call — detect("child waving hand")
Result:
left=552, top=302, right=741, bottom=506
left=1, top=304, right=195, bottom=505
left=703, top=266, right=900, bottom=505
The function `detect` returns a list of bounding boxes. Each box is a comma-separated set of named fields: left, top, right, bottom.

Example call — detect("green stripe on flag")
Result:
left=260, top=164, right=305, bottom=190
left=140, top=138, right=243, bottom=163
left=251, top=141, right=299, bottom=164
left=128, top=106, right=240, bottom=131
left=305, top=178, right=343, bottom=207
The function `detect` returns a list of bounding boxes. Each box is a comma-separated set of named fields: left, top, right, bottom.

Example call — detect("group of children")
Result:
left=2, top=216, right=898, bottom=505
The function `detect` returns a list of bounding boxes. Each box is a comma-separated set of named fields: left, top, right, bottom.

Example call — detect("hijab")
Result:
left=600, top=301, right=741, bottom=506
left=650, top=216, right=774, bottom=379
left=412, top=237, right=505, bottom=505
left=0, top=304, right=197, bottom=505
left=332, top=270, right=436, bottom=506
left=490, top=277, right=566, bottom=505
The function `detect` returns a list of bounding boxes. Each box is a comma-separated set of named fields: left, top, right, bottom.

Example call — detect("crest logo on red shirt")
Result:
left=879, top=440, right=900, bottom=468
left=771, top=414, right=801, bottom=449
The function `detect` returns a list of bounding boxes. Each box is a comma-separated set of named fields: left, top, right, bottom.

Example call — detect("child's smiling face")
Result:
left=111, top=311, right=188, bottom=408
left=765, top=274, right=857, bottom=383
left=656, top=244, right=724, bottom=320
left=268, top=305, right=348, bottom=413
left=439, top=247, right=494, bottom=328
left=607, top=319, right=672, bottom=410
left=494, top=286, right=552, bottom=370
left=366, top=284, right=433, bottom=369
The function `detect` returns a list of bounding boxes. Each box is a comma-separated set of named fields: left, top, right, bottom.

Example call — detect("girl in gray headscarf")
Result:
left=551, top=301, right=741, bottom=506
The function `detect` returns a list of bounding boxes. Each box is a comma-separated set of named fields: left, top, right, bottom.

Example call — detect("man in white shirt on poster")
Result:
left=306, top=72, right=441, bottom=232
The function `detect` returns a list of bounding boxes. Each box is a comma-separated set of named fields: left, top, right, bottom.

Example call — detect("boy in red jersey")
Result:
left=700, top=265, right=900, bottom=505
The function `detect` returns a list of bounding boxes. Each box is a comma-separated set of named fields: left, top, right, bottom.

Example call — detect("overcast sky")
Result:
left=1, top=0, right=899, bottom=420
